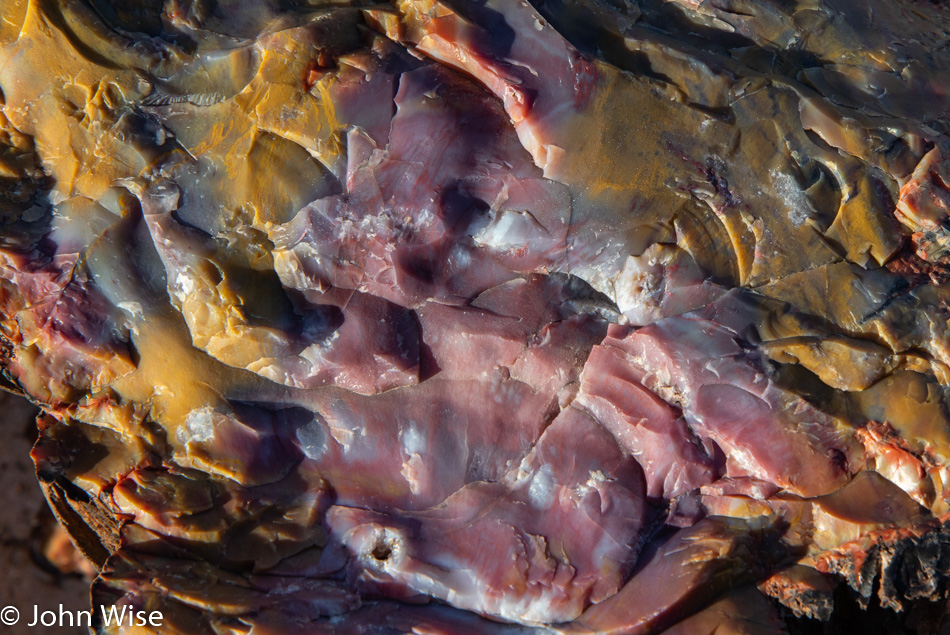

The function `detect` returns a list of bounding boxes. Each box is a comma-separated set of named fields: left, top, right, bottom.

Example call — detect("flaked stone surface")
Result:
left=2, top=0, right=950, bottom=632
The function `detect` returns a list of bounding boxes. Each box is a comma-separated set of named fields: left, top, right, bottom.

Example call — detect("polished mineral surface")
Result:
left=2, top=0, right=950, bottom=633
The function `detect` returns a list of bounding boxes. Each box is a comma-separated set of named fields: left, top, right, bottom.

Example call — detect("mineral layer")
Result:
left=2, top=0, right=950, bottom=633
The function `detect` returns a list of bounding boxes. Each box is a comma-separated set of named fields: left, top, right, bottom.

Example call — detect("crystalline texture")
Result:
left=2, top=0, right=950, bottom=633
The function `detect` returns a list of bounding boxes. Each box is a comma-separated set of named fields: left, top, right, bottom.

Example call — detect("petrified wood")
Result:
left=2, top=0, right=950, bottom=633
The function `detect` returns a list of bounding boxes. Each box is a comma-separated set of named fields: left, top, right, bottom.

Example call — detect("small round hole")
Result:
left=372, top=541, right=393, bottom=561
